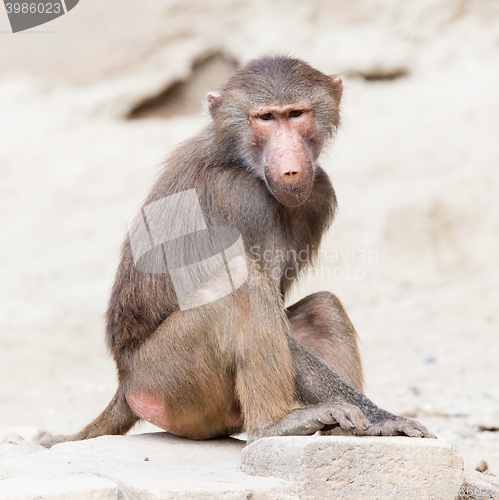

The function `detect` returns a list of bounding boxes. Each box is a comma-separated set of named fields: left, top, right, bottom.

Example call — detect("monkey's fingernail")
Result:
left=349, top=422, right=355, bottom=428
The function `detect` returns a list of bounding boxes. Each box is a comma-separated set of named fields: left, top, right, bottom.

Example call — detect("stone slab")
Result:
left=241, top=436, right=466, bottom=500
left=0, top=432, right=293, bottom=500
left=0, top=474, right=119, bottom=500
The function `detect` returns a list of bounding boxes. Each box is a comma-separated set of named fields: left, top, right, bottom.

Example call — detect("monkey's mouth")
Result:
left=265, top=178, right=313, bottom=207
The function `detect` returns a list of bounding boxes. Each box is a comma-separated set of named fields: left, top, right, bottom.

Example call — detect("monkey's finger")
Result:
left=422, top=429, right=437, bottom=439
left=404, top=427, right=425, bottom=438
left=397, top=419, right=436, bottom=439
left=333, top=409, right=369, bottom=433
left=387, top=417, right=436, bottom=438
left=319, top=403, right=369, bottom=433
left=353, top=410, right=370, bottom=432
left=363, top=417, right=436, bottom=439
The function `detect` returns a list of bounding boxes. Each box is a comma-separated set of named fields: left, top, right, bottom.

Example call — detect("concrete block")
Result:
left=241, top=436, right=465, bottom=499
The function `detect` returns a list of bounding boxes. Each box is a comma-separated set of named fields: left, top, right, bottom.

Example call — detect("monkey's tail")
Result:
left=76, top=388, right=139, bottom=440
left=38, top=388, right=139, bottom=448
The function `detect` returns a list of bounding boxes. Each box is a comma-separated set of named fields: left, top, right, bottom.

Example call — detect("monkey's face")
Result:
left=206, top=58, right=342, bottom=208
left=246, top=101, right=322, bottom=207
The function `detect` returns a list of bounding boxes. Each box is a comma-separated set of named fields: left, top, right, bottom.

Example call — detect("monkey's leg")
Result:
left=287, top=291, right=365, bottom=436
left=250, top=336, right=434, bottom=442
left=116, top=255, right=295, bottom=442
left=123, top=306, right=245, bottom=441
left=287, top=291, right=364, bottom=393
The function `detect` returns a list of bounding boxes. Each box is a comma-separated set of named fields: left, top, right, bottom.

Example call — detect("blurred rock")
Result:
left=461, top=467, right=499, bottom=500
left=471, top=417, right=499, bottom=432
left=383, top=200, right=475, bottom=274
left=6, top=427, right=52, bottom=444
left=1, top=0, right=498, bottom=89
left=475, top=460, right=488, bottom=473
left=0, top=431, right=45, bottom=459
left=127, top=52, right=238, bottom=119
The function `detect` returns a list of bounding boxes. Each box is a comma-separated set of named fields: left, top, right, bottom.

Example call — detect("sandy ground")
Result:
left=0, top=0, right=498, bottom=479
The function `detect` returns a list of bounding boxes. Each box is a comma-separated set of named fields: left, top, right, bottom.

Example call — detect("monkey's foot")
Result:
left=361, top=416, right=436, bottom=439
left=249, top=401, right=370, bottom=443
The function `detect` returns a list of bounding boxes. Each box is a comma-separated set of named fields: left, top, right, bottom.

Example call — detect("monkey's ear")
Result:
left=207, top=92, right=222, bottom=111
left=330, top=76, right=343, bottom=101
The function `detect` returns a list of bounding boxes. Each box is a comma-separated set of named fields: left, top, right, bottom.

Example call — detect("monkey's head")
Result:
left=207, top=56, right=343, bottom=207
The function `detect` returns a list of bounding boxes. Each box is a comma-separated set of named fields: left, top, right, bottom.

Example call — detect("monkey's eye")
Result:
left=289, top=110, right=304, bottom=118
left=258, top=113, right=274, bottom=121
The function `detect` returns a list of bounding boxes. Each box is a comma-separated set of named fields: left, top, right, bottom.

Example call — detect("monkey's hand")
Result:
left=248, top=401, right=370, bottom=443
left=360, top=415, right=436, bottom=439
